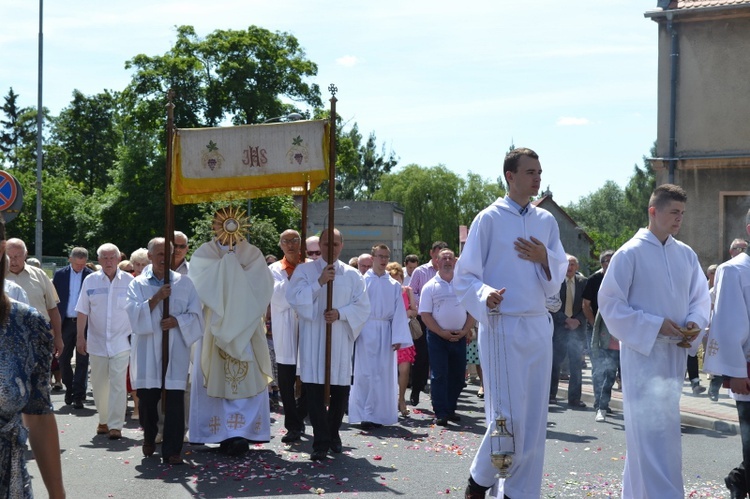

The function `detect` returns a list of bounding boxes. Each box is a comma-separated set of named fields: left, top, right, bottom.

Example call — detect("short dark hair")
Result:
left=503, top=148, right=539, bottom=178
left=431, top=241, right=448, bottom=252
left=648, top=184, right=687, bottom=211
left=404, top=254, right=419, bottom=264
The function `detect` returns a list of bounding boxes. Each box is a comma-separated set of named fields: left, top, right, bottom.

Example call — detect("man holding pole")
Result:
left=126, top=237, right=203, bottom=464
left=287, top=228, right=370, bottom=460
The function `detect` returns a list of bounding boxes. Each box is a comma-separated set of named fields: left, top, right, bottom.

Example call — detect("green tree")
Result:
left=124, top=25, right=321, bottom=128
left=375, top=164, right=463, bottom=259
left=49, top=90, right=121, bottom=195
left=459, top=172, right=505, bottom=225
left=101, top=25, right=321, bottom=252
left=565, top=144, right=657, bottom=262
left=309, top=113, right=398, bottom=202
left=0, top=88, right=44, bottom=173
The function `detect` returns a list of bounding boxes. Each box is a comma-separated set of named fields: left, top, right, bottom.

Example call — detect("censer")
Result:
left=487, top=307, right=516, bottom=478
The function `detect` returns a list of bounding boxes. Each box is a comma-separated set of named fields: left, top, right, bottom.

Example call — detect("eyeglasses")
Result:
left=732, top=246, right=748, bottom=251
left=174, top=244, right=188, bottom=249
left=281, top=238, right=301, bottom=245
left=307, top=251, right=321, bottom=256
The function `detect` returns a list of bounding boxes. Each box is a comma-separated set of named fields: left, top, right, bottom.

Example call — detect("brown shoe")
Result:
left=108, top=429, right=122, bottom=440
left=142, top=442, right=156, bottom=457
left=96, top=424, right=109, bottom=435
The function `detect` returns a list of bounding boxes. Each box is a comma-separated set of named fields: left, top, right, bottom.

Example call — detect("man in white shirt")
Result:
left=402, top=254, right=419, bottom=287
left=420, top=249, right=474, bottom=427
left=454, top=148, right=567, bottom=499
left=76, top=243, right=134, bottom=440
left=349, top=244, right=411, bottom=429
left=269, top=229, right=308, bottom=443
left=127, top=237, right=203, bottom=464
left=53, top=247, right=93, bottom=409
left=599, top=184, right=711, bottom=498
left=287, top=228, right=370, bottom=461
left=6, top=238, right=63, bottom=355
left=703, top=209, right=750, bottom=499
left=172, top=231, right=190, bottom=275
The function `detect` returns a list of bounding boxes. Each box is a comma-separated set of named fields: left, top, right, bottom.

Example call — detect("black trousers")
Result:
left=60, top=317, right=88, bottom=401
left=304, top=383, right=349, bottom=453
left=277, top=363, right=307, bottom=432
left=686, top=354, right=700, bottom=380
left=727, top=400, right=750, bottom=494
left=410, top=316, right=430, bottom=396
left=138, top=388, right=185, bottom=459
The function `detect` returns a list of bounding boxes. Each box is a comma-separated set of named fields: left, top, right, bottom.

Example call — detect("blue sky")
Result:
left=0, top=0, right=660, bottom=207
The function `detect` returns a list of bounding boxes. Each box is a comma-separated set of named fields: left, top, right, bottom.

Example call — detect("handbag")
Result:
left=409, top=317, right=423, bottom=340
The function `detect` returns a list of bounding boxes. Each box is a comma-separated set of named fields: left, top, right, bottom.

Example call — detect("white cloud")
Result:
left=335, top=55, right=359, bottom=67
left=556, top=117, right=590, bottom=126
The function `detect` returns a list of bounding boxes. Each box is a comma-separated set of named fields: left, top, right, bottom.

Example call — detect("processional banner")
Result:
left=171, top=120, right=329, bottom=205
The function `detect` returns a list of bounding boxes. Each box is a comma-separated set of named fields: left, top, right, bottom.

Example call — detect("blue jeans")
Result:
left=592, top=348, right=620, bottom=411
left=426, top=330, right=466, bottom=419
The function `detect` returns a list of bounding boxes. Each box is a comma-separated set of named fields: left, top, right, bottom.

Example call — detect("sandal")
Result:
left=398, top=400, right=410, bottom=417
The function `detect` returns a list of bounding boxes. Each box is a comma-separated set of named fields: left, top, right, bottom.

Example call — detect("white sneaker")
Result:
left=595, top=410, right=606, bottom=422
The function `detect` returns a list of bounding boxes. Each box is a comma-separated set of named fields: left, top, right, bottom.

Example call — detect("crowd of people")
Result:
left=3, top=148, right=750, bottom=499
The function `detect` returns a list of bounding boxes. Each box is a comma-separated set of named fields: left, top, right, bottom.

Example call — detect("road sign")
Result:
left=0, top=171, right=24, bottom=223
left=0, top=171, right=18, bottom=211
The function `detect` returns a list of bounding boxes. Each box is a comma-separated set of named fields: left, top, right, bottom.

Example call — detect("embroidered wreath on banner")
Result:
left=286, top=135, right=309, bottom=165
left=218, top=348, right=250, bottom=394
left=202, top=140, right=224, bottom=171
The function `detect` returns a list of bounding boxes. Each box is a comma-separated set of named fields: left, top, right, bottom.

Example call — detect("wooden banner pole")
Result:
left=324, top=85, right=338, bottom=406
left=162, top=89, right=176, bottom=413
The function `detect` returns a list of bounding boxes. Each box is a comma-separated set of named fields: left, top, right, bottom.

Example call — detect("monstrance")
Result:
left=213, top=206, right=250, bottom=252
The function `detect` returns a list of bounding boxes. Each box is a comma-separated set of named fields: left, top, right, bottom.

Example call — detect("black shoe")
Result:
left=281, top=430, right=302, bottom=443
left=568, top=400, right=587, bottom=410
left=330, top=441, right=343, bottom=453
left=725, top=476, right=747, bottom=499
left=448, top=414, right=461, bottom=422
left=221, top=437, right=249, bottom=456
left=435, top=418, right=449, bottom=427
left=410, top=391, right=420, bottom=406
left=709, top=391, right=719, bottom=402
left=310, top=450, right=327, bottom=461
left=65, top=393, right=73, bottom=405
left=73, top=400, right=84, bottom=410
left=360, top=421, right=374, bottom=430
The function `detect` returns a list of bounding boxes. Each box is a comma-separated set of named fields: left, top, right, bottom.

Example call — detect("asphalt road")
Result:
left=27, top=381, right=741, bottom=498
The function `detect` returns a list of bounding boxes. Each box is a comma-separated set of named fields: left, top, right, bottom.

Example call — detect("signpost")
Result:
left=0, top=171, right=24, bottom=222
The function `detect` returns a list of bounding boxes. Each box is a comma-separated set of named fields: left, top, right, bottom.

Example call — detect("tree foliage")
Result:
left=375, top=164, right=502, bottom=260
left=565, top=148, right=656, bottom=263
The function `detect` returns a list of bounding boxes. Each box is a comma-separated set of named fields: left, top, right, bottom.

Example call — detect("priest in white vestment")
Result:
left=454, top=148, right=567, bottom=499
left=599, top=184, right=710, bottom=499
left=269, top=229, right=308, bottom=443
left=188, top=213, right=274, bottom=456
left=127, top=238, right=204, bottom=464
left=703, top=213, right=750, bottom=498
left=349, top=244, right=411, bottom=428
left=286, top=228, right=371, bottom=461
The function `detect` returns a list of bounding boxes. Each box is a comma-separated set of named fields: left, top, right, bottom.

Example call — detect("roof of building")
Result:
left=668, top=0, right=750, bottom=9
left=532, top=194, right=595, bottom=245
